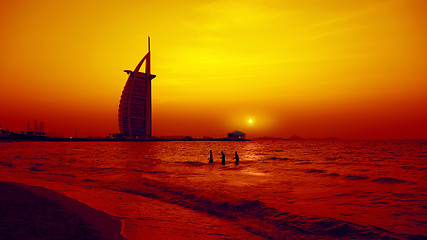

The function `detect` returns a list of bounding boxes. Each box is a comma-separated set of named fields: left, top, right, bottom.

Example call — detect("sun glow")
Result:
left=0, top=0, right=425, bottom=139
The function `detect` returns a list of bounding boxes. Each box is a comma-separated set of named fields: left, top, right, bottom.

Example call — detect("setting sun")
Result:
left=0, top=1, right=426, bottom=239
left=0, top=0, right=425, bottom=139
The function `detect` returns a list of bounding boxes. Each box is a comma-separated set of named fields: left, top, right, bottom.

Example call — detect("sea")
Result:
left=0, top=140, right=426, bottom=239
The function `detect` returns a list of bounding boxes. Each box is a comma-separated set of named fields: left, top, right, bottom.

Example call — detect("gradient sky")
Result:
left=1, top=0, right=426, bottom=139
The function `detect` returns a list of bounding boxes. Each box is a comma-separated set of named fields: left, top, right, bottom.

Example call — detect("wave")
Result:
left=0, top=161, right=15, bottom=167
left=135, top=169, right=167, bottom=174
left=28, top=166, right=43, bottom=172
left=104, top=177, right=419, bottom=240
left=59, top=173, right=75, bottom=178
left=372, top=177, right=406, bottom=184
left=393, top=192, right=416, bottom=199
left=400, top=165, right=418, bottom=170
left=268, top=157, right=289, bottom=161
left=305, top=168, right=326, bottom=174
left=345, top=175, right=370, bottom=181
left=83, top=178, right=98, bottom=182
left=182, top=161, right=206, bottom=166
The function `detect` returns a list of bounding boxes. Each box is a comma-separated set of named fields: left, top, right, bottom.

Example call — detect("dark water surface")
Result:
left=0, top=140, right=426, bottom=239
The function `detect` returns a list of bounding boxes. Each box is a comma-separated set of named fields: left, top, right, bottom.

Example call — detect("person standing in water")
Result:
left=220, top=151, right=225, bottom=165
left=208, top=150, right=213, bottom=163
left=233, top=151, right=239, bottom=165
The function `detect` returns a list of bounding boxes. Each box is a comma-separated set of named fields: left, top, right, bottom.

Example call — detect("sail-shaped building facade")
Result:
left=118, top=38, right=156, bottom=139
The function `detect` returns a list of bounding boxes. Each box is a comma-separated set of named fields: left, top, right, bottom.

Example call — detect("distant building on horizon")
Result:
left=227, top=130, right=246, bottom=140
left=118, top=37, right=156, bottom=139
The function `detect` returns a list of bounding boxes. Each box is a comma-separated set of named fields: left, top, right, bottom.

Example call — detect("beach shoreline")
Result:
left=0, top=177, right=266, bottom=240
left=0, top=181, right=126, bottom=240
left=1, top=140, right=425, bottom=239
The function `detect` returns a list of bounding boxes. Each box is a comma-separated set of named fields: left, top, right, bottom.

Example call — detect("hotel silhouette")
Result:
left=118, top=38, right=156, bottom=139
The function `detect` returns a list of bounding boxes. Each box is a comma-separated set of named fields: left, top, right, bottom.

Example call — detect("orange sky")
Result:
left=1, top=0, right=426, bottom=139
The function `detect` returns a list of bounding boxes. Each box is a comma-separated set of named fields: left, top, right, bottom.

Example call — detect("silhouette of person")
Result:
left=220, top=151, right=225, bottom=165
left=233, top=151, right=239, bottom=165
left=208, top=150, right=213, bottom=163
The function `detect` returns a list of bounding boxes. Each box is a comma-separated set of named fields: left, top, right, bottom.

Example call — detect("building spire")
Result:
left=145, top=37, right=151, bottom=75
left=133, top=37, right=151, bottom=73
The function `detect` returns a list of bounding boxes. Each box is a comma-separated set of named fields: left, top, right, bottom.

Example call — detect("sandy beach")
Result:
left=0, top=178, right=265, bottom=240
left=1, top=141, right=425, bottom=239
left=0, top=181, right=126, bottom=240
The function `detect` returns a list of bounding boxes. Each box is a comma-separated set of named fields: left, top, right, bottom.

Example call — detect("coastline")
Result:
left=0, top=137, right=249, bottom=142
left=0, top=178, right=266, bottom=240
left=0, top=181, right=126, bottom=240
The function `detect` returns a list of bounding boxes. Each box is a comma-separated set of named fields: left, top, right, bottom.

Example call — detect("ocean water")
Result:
left=0, top=140, right=426, bottom=239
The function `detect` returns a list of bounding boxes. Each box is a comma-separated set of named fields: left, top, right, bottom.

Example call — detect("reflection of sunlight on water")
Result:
left=242, top=142, right=265, bottom=162
left=241, top=168, right=268, bottom=176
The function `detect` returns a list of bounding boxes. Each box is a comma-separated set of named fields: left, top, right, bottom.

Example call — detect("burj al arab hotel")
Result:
left=118, top=38, right=156, bottom=139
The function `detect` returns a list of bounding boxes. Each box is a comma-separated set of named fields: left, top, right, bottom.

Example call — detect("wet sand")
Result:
left=0, top=181, right=125, bottom=240
left=0, top=178, right=265, bottom=240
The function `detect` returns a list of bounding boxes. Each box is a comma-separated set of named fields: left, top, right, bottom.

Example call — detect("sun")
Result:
left=248, top=119, right=253, bottom=124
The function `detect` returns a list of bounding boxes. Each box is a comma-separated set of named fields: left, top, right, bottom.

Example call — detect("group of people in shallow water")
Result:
left=208, top=150, right=239, bottom=165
